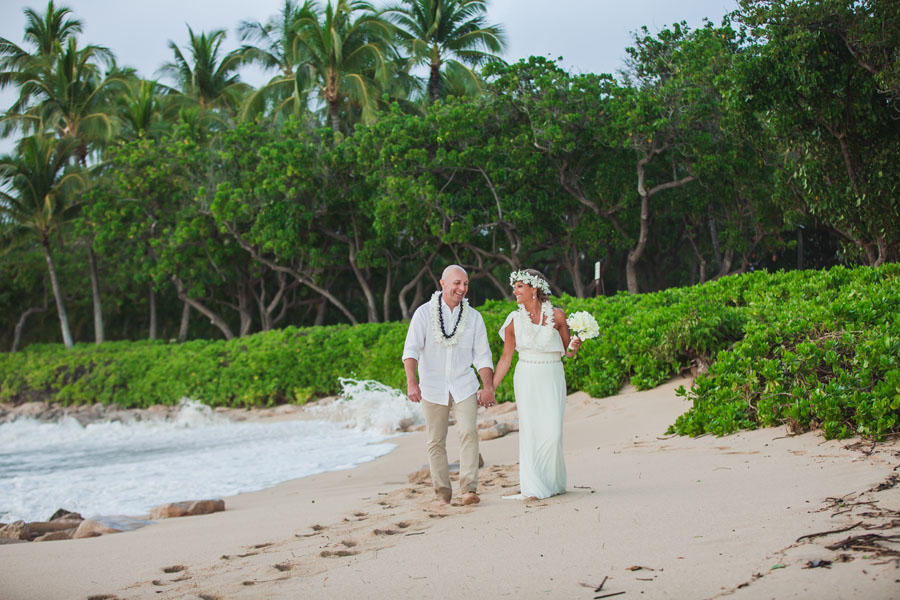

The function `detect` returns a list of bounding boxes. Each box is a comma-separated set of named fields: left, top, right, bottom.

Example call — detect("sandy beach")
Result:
left=2, top=376, right=899, bottom=599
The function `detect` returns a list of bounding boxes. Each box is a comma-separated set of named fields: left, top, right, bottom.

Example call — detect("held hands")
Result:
left=477, top=387, right=496, bottom=408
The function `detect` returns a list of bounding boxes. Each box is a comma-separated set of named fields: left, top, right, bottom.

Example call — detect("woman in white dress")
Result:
left=492, top=269, right=581, bottom=499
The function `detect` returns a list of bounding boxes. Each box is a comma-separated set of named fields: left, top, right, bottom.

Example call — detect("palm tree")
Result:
left=382, top=0, right=506, bottom=102
left=5, top=38, right=119, bottom=163
left=117, top=77, right=175, bottom=140
left=292, top=0, right=394, bottom=132
left=237, top=0, right=317, bottom=122
left=159, top=26, right=249, bottom=121
left=2, top=5, right=123, bottom=346
left=0, top=0, right=83, bottom=102
left=0, top=135, right=84, bottom=349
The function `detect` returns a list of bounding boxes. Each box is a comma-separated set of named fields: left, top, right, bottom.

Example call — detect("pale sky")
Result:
left=0, top=0, right=737, bottom=153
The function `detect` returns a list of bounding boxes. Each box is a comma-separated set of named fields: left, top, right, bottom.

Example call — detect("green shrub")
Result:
left=2, top=264, right=899, bottom=440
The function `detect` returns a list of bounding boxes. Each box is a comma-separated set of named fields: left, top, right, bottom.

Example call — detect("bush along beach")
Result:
left=1, top=264, right=899, bottom=440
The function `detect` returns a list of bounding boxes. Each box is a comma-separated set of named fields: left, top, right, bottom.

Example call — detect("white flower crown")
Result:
left=509, top=270, right=551, bottom=295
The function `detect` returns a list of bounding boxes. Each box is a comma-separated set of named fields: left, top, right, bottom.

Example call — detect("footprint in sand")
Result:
left=252, top=542, right=273, bottom=549
left=274, top=562, right=292, bottom=572
left=373, top=528, right=398, bottom=536
left=297, top=524, right=328, bottom=537
left=395, top=522, right=410, bottom=529
left=320, top=549, right=359, bottom=558
left=198, top=595, right=222, bottom=600
left=341, top=539, right=358, bottom=547
left=86, top=595, right=119, bottom=600
left=161, top=565, right=186, bottom=574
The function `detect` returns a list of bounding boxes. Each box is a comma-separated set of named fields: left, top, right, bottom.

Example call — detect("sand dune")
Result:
left=2, top=377, right=898, bottom=599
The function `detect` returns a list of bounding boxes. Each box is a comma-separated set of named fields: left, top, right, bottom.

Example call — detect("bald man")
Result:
left=402, top=265, right=495, bottom=505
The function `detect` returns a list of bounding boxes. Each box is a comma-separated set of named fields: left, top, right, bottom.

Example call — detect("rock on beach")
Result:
left=149, top=499, right=226, bottom=520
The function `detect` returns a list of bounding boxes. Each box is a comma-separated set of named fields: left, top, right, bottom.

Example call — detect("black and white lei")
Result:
left=430, top=290, right=470, bottom=347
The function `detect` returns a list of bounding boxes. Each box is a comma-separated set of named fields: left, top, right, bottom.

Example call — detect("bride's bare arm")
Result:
left=554, top=308, right=581, bottom=357
left=493, top=321, right=516, bottom=389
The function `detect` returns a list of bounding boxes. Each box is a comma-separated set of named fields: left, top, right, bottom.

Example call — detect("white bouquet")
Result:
left=566, top=311, right=600, bottom=349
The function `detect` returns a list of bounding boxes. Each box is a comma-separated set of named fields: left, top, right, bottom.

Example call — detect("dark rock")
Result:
left=49, top=508, right=83, bottom=522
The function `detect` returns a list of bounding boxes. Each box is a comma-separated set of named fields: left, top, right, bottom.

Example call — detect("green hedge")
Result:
left=2, top=264, right=899, bottom=439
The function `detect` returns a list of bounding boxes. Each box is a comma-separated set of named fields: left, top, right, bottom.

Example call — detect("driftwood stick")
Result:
left=595, top=576, right=609, bottom=592
left=826, top=533, right=900, bottom=551
left=595, top=592, right=626, bottom=599
left=796, top=521, right=863, bottom=543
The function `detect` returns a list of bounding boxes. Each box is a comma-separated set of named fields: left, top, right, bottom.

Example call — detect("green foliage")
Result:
left=669, top=263, right=900, bottom=439
left=0, top=321, right=409, bottom=408
left=6, top=265, right=898, bottom=440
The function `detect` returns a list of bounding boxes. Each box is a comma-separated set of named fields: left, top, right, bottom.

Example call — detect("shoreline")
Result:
left=0, top=396, right=412, bottom=528
left=2, top=379, right=899, bottom=599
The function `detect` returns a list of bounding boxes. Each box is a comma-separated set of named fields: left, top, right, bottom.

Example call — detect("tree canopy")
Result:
left=0, top=0, right=897, bottom=350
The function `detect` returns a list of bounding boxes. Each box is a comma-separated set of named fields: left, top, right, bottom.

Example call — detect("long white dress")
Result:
left=499, top=308, right=567, bottom=499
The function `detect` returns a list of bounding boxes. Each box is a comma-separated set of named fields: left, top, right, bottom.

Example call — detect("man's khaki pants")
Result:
left=422, top=393, right=479, bottom=502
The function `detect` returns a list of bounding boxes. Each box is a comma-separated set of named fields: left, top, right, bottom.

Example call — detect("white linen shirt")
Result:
left=401, top=296, right=493, bottom=406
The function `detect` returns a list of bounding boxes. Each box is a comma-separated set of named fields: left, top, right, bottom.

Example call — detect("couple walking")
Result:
left=402, top=265, right=582, bottom=505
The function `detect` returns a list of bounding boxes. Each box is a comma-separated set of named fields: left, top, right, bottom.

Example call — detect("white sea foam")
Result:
left=0, top=380, right=414, bottom=524
left=306, top=378, right=424, bottom=434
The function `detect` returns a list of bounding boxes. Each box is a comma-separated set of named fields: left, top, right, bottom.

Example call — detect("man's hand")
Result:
left=407, top=381, right=422, bottom=403
left=478, top=387, right=495, bottom=407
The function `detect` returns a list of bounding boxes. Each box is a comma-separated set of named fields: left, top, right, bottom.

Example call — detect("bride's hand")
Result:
left=566, top=336, right=582, bottom=357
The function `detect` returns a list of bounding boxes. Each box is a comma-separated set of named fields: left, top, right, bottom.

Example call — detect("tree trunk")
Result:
left=381, top=257, right=393, bottom=323
left=708, top=211, right=722, bottom=270
left=149, top=283, right=157, bottom=340
left=178, top=300, right=190, bottom=342
left=42, top=240, right=74, bottom=349
left=411, top=277, right=424, bottom=315
left=627, top=154, right=695, bottom=294
left=398, top=259, right=435, bottom=320
left=349, top=254, right=379, bottom=322
left=684, top=224, right=707, bottom=285
left=626, top=190, right=650, bottom=294
left=718, top=248, right=734, bottom=278
left=88, top=245, right=104, bottom=344
left=173, top=275, right=236, bottom=340
left=796, top=226, right=804, bottom=270
left=563, top=247, right=585, bottom=298
left=314, top=299, right=326, bottom=326
left=11, top=300, right=48, bottom=352
left=237, top=282, right=253, bottom=337
left=329, top=98, right=341, bottom=133
left=429, top=58, right=441, bottom=102
left=224, top=223, right=359, bottom=325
